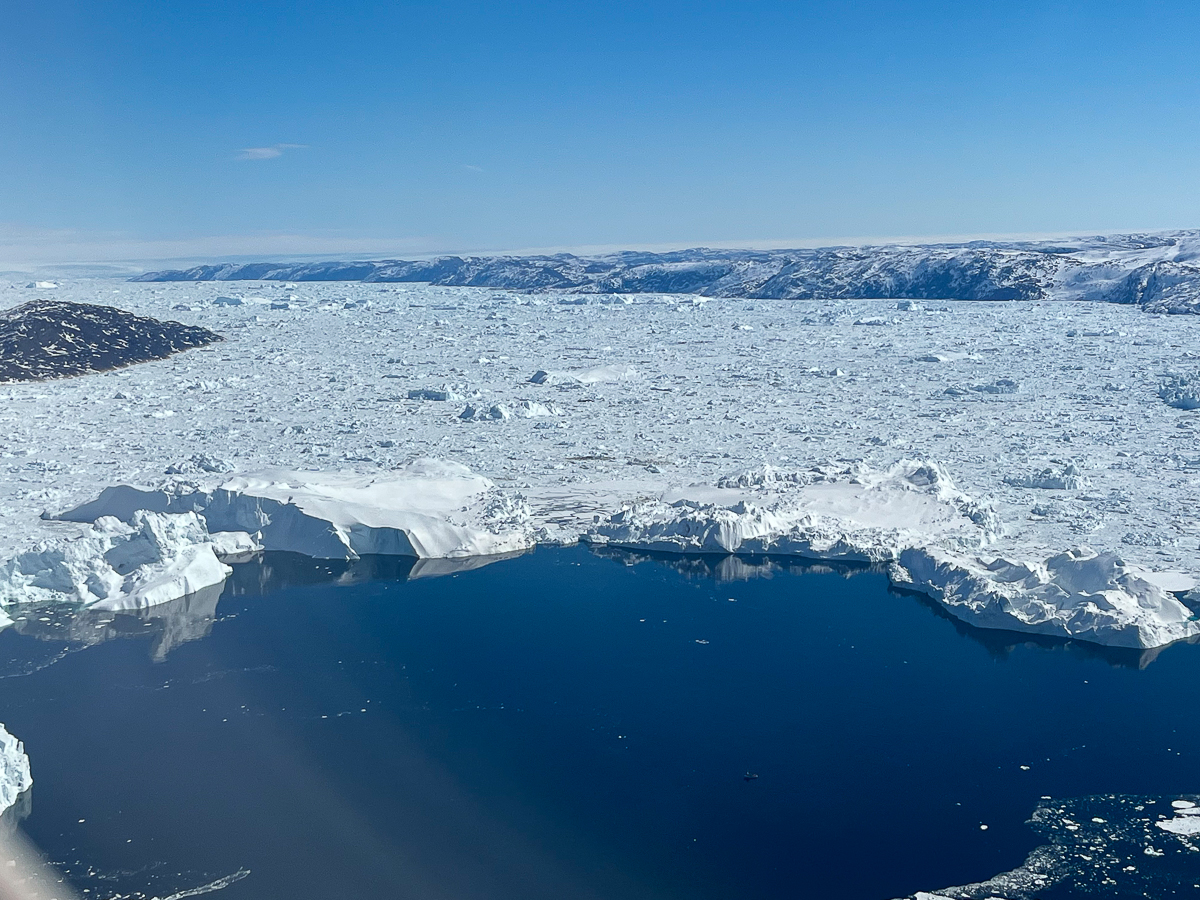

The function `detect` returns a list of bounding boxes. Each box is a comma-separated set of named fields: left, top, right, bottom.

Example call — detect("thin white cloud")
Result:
left=463, top=164, right=484, bottom=173
left=236, top=143, right=307, bottom=161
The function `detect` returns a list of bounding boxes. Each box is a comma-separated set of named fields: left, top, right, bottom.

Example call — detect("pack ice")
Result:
left=56, top=459, right=535, bottom=561
left=584, top=461, right=1199, bottom=649
left=1, top=278, right=1199, bottom=654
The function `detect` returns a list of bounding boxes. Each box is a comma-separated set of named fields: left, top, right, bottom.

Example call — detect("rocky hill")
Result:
left=0, top=300, right=223, bottom=383
left=132, top=231, right=1200, bottom=313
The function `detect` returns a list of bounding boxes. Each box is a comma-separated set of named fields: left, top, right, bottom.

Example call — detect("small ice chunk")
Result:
left=208, top=531, right=261, bottom=559
left=1005, top=464, right=1088, bottom=491
left=1159, top=373, right=1200, bottom=411
left=516, top=400, right=562, bottom=417
left=408, top=388, right=465, bottom=402
left=1157, top=816, right=1200, bottom=835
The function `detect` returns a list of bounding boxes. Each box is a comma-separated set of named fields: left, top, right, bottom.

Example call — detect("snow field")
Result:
left=0, top=279, right=1199, bottom=648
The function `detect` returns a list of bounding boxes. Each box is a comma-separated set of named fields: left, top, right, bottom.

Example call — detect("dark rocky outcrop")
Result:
left=0, top=300, right=223, bottom=383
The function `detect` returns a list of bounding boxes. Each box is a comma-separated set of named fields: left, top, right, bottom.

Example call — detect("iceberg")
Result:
left=584, top=461, right=996, bottom=562
left=58, top=459, right=536, bottom=561
left=584, top=461, right=1198, bottom=649
left=0, top=510, right=235, bottom=612
left=895, top=546, right=1200, bottom=649
left=0, top=725, right=31, bottom=816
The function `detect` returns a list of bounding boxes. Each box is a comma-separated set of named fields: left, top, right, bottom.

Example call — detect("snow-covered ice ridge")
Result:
left=2, top=278, right=1200, bottom=649
left=134, top=230, right=1200, bottom=314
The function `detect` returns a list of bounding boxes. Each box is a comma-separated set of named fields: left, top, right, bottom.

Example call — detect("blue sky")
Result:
left=4, top=0, right=1200, bottom=263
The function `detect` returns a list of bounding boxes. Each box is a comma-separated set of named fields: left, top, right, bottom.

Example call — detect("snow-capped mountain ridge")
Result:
left=133, top=230, right=1200, bottom=312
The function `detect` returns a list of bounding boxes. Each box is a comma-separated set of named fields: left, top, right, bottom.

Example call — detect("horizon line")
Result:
left=0, top=225, right=1193, bottom=276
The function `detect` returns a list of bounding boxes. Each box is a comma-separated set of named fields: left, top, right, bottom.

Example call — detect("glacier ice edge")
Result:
left=2, top=457, right=1197, bottom=651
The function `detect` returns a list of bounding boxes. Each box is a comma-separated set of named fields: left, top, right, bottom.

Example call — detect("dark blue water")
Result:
left=0, top=546, right=1198, bottom=900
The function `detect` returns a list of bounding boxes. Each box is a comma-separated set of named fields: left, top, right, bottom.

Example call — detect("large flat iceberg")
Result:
left=59, top=459, right=537, bottom=561
left=584, top=461, right=996, bottom=561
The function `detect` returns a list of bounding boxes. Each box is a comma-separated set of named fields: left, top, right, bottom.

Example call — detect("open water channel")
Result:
left=0, top=546, right=1197, bottom=899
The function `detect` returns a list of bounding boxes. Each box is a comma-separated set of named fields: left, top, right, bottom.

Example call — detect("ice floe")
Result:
left=0, top=725, right=31, bottom=817
left=899, top=794, right=1200, bottom=900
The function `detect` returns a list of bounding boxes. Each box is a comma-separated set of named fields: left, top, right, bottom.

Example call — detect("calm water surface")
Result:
left=0, top=546, right=1198, bottom=900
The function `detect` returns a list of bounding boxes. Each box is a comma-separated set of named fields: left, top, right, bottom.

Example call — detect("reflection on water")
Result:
left=590, top=546, right=1193, bottom=669
left=224, top=549, right=528, bottom=596
left=0, top=552, right=528, bottom=671
left=0, top=546, right=1198, bottom=900
left=0, top=582, right=225, bottom=671
left=2, top=546, right=1191, bottom=672
left=588, top=545, right=872, bottom=583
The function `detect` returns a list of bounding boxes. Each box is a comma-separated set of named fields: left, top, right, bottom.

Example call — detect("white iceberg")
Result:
left=59, top=459, right=536, bottom=561
left=0, top=725, right=31, bottom=816
left=529, top=363, right=638, bottom=385
left=0, top=511, right=234, bottom=611
left=585, top=460, right=995, bottom=563
left=584, top=460, right=1198, bottom=649
left=896, top=546, right=1200, bottom=649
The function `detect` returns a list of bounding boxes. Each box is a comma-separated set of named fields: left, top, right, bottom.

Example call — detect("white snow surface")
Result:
left=584, top=460, right=995, bottom=561
left=0, top=510, right=233, bottom=611
left=0, top=725, right=31, bottom=816
left=2, top=279, right=1200, bottom=648
left=898, top=546, right=1198, bottom=649
left=58, top=460, right=536, bottom=560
